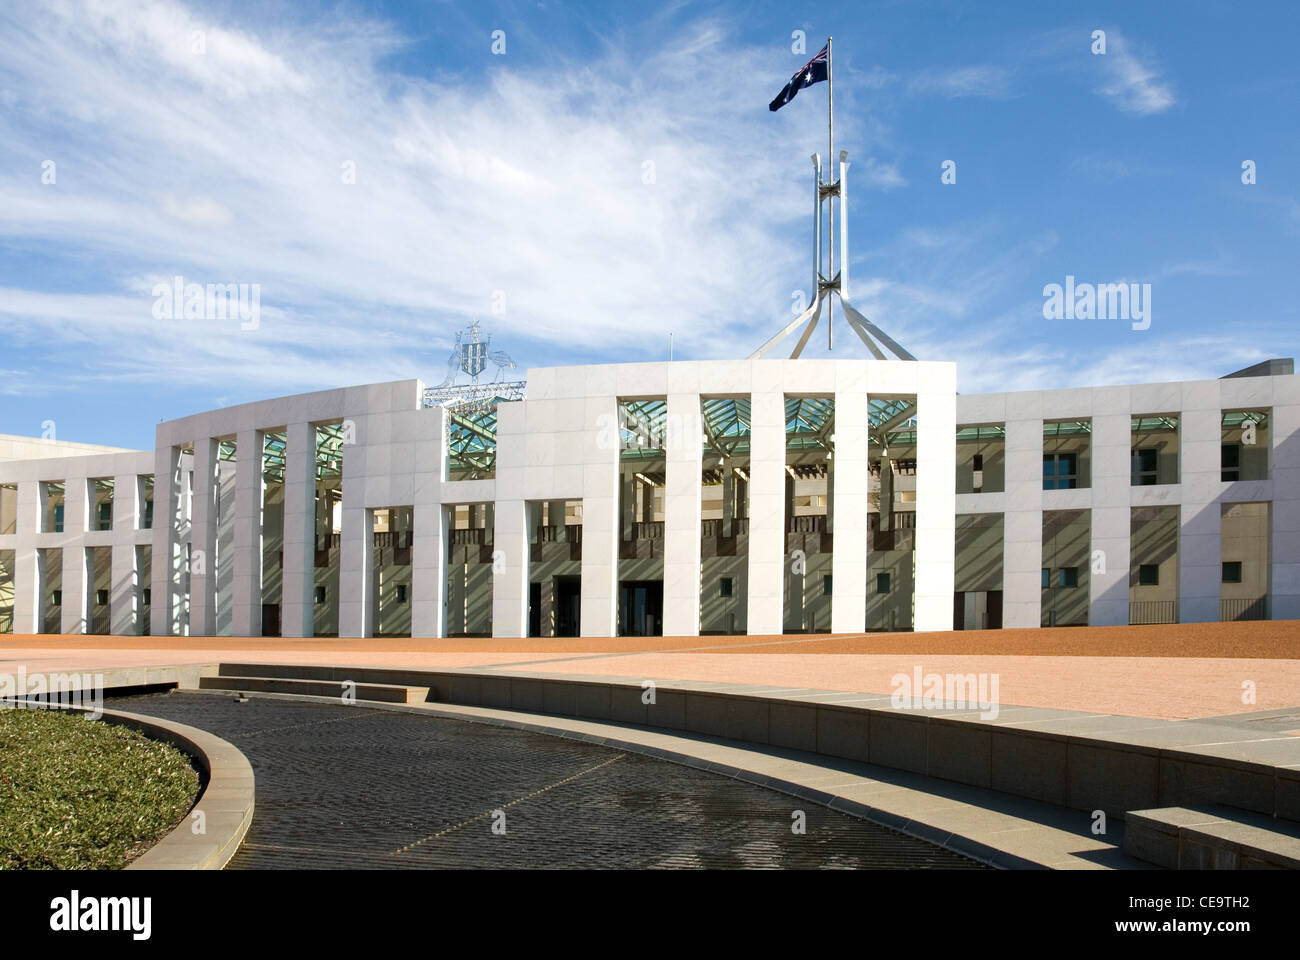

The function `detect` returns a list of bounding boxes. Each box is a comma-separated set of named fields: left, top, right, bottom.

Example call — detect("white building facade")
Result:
left=0, top=356, right=1295, bottom=638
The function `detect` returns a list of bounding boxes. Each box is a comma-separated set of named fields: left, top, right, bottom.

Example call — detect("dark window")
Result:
left=143, top=500, right=154, bottom=529
left=876, top=572, right=891, bottom=594
left=1043, top=453, right=1078, bottom=490
left=972, top=454, right=983, bottom=471
left=396, top=584, right=408, bottom=603
left=823, top=575, right=833, bottom=596
left=720, top=577, right=733, bottom=598
left=1041, top=567, right=1050, bottom=589
left=1138, top=564, right=1159, bottom=586
left=54, top=504, right=64, bottom=533
left=52, top=590, right=62, bottom=606
left=1132, top=448, right=1158, bottom=486
left=142, top=588, right=152, bottom=606
left=1058, top=567, right=1079, bottom=588
left=1221, top=444, right=1240, bottom=482
left=1222, top=561, right=1242, bottom=583
left=315, top=586, right=326, bottom=603
left=95, top=588, right=109, bottom=605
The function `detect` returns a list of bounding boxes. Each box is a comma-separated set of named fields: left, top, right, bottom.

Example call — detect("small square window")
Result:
left=96, top=589, right=109, bottom=605
left=1222, top=561, right=1242, bottom=584
left=396, top=584, right=408, bottom=603
left=823, top=575, right=833, bottom=596
left=1132, top=448, right=1158, bottom=486
left=315, top=586, right=327, bottom=604
left=720, top=577, right=733, bottom=598
left=876, top=572, right=891, bottom=594
left=1058, top=567, right=1079, bottom=588
left=1138, top=564, right=1159, bottom=586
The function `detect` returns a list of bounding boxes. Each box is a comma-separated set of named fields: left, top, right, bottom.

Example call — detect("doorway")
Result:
left=618, top=580, right=663, bottom=636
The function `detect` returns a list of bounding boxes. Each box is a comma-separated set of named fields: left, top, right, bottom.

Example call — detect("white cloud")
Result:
left=0, top=0, right=912, bottom=394
left=908, top=65, right=1013, bottom=99
left=1097, top=33, right=1175, bottom=114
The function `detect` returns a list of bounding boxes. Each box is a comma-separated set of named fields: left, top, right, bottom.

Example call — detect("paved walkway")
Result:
left=6, top=621, right=1299, bottom=720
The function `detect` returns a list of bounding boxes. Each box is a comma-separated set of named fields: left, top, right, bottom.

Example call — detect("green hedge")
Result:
left=0, top=706, right=200, bottom=869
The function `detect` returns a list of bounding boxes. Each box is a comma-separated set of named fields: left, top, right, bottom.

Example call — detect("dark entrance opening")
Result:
left=555, top=576, right=581, bottom=637
left=618, top=580, right=663, bottom=636
left=528, top=582, right=542, bottom=638
left=261, top=603, right=281, bottom=637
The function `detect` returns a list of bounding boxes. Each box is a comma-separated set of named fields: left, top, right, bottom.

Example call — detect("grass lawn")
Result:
left=0, top=706, right=200, bottom=869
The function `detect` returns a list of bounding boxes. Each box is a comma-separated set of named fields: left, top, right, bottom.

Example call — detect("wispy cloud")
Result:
left=908, top=65, right=1014, bottom=99
left=1096, top=32, right=1175, bottom=114
left=0, top=1, right=910, bottom=395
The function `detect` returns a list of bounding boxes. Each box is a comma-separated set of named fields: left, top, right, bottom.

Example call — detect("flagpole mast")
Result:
left=826, top=35, right=834, bottom=351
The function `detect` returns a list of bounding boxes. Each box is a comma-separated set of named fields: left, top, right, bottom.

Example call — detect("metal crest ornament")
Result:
left=424, top=320, right=525, bottom=415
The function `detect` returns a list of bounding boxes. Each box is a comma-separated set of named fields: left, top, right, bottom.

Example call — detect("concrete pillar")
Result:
left=1090, top=412, right=1131, bottom=626
left=914, top=382, right=957, bottom=632
left=60, top=479, right=89, bottom=634
left=215, top=459, right=236, bottom=634
left=110, top=471, right=139, bottom=636
left=492, top=498, right=528, bottom=638
left=150, top=445, right=182, bottom=637
left=580, top=397, right=619, bottom=637
left=662, top=392, right=702, bottom=636
left=339, top=493, right=371, bottom=638
left=281, top=422, right=316, bottom=637
left=1272, top=394, right=1300, bottom=619
left=831, top=389, right=868, bottom=633
left=1003, top=418, right=1044, bottom=628
left=1179, top=386, right=1222, bottom=623
left=188, top=438, right=218, bottom=637
left=747, top=390, right=786, bottom=634
left=411, top=503, right=447, bottom=638
left=232, top=429, right=263, bottom=637
left=12, top=481, right=39, bottom=633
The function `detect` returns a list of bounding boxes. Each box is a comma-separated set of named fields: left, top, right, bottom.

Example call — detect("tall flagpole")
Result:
left=826, top=36, right=834, bottom=350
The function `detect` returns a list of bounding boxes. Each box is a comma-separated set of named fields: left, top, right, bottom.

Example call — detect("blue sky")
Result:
left=1, top=0, right=1297, bottom=449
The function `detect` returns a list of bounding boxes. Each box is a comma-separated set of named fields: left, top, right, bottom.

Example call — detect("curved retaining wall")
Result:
left=213, top=662, right=1300, bottom=825
left=93, top=707, right=255, bottom=870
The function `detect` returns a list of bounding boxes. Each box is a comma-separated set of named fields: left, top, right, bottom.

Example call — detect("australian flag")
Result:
left=769, top=44, right=828, bottom=111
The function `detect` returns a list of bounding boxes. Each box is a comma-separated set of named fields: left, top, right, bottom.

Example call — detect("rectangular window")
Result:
left=1058, top=567, right=1079, bottom=588
left=876, top=572, right=891, bottom=594
left=396, top=584, right=408, bottom=603
left=97, top=502, right=112, bottom=531
left=96, top=589, right=109, bottom=605
left=1222, top=561, right=1242, bottom=583
left=54, top=504, right=65, bottom=533
left=1221, top=444, right=1240, bottom=482
left=1041, top=567, right=1050, bottom=589
left=1138, top=564, right=1159, bottom=586
left=972, top=454, right=984, bottom=472
left=143, top=588, right=152, bottom=606
left=1132, top=448, right=1158, bottom=486
left=52, top=590, right=62, bottom=606
left=315, top=586, right=327, bottom=604
left=1043, top=453, right=1078, bottom=490
left=823, top=575, right=833, bottom=596
left=719, top=577, right=733, bottom=598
